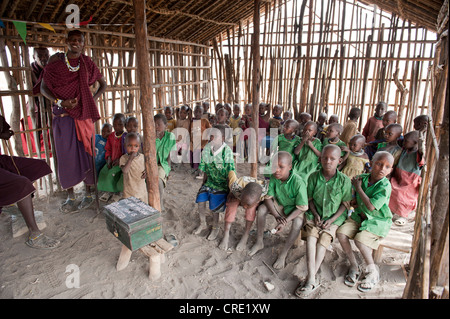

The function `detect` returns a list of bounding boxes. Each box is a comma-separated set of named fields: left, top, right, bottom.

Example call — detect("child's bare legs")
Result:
left=337, top=233, right=359, bottom=273
left=248, top=204, right=269, bottom=256
left=194, top=202, right=208, bottom=235
left=158, top=178, right=165, bottom=212
left=273, top=216, right=303, bottom=269
left=305, top=236, right=328, bottom=287
left=219, top=221, right=232, bottom=250
left=207, top=213, right=220, bottom=241
left=236, top=220, right=253, bottom=251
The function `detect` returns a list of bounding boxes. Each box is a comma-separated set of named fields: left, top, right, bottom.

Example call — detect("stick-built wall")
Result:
left=210, top=0, right=436, bottom=133
left=0, top=23, right=211, bottom=195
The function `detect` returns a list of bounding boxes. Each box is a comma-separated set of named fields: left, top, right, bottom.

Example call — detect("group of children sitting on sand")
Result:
left=92, top=100, right=427, bottom=298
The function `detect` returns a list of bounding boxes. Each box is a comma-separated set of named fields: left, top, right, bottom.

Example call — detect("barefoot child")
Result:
left=219, top=170, right=269, bottom=251
left=249, top=151, right=308, bottom=270
left=98, top=113, right=126, bottom=202
left=339, top=134, right=370, bottom=180
left=336, top=151, right=394, bottom=293
left=154, top=114, right=176, bottom=211
left=295, top=145, right=352, bottom=298
left=293, top=121, right=323, bottom=180
left=194, top=124, right=236, bottom=241
left=389, top=131, right=425, bottom=226
left=120, top=133, right=148, bottom=204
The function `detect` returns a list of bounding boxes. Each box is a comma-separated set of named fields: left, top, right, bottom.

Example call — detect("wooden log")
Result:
left=132, top=0, right=161, bottom=211
left=250, top=0, right=261, bottom=178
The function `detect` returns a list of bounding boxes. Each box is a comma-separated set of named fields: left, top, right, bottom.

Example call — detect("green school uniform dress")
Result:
left=198, top=142, right=236, bottom=192
left=323, top=138, right=347, bottom=157
left=156, top=131, right=176, bottom=176
left=292, top=137, right=323, bottom=179
left=266, top=172, right=308, bottom=216
left=305, top=170, right=352, bottom=226
left=349, top=173, right=392, bottom=237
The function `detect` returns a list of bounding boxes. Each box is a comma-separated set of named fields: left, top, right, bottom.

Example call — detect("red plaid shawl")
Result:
left=43, top=52, right=102, bottom=121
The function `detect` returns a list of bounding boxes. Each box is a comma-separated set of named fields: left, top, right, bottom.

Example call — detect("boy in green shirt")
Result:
left=263, top=119, right=300, bottom=178
left=295, top=145, right=352, bottom=298
left=154, top=114, right=177, bottom=211
left=293, top=121, right=323, bottom=180
left=249, top=151, right=308, bottom=270
left=323, top=123, right=348, bottom=158
left=337, top=151, right=394, bottom=293
left=194, top=124, right=236, bottom=241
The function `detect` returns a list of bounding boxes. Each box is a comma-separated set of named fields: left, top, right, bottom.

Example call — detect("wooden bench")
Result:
left=116, top=238, right=174, bottom=280
left=373, top=229, right=413, bottom=264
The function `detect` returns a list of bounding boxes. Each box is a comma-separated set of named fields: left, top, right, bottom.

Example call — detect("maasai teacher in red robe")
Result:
left=41, top=30, right=107, bottom=213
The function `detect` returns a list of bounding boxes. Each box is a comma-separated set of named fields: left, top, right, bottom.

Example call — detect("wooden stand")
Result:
left=116, top=238, right=174, bottom=280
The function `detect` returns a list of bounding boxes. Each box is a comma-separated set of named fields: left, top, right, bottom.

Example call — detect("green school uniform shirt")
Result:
left=305, top=170, right=352, bottom=226
left=323, top=138, right=347, bottom=157
left=350, top=173, right=392, bottom=237
left=199, top=142, right=236, bottom=191
left=292, top=137, right=323, bottom=179
left=155, top=131, right=176, bottom=176
left=273, top=134, right=301, bottom=157
left=266, top=172, right=308, bottom=216
left=263, top=134, right=301, bottom=177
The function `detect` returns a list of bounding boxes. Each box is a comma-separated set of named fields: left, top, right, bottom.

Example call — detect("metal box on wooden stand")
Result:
left=104, top=197, right=163, bottom=251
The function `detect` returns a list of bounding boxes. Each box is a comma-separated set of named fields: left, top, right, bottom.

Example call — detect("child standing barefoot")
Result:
left=120, top=133, right=148, bottom=204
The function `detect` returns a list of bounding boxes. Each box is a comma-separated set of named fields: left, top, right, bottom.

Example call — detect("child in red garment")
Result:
left=362, top=101, right=386, bottom=143
left=98, top=113, right=126, bottom=201
left=389, top=131, right=425, bottom=226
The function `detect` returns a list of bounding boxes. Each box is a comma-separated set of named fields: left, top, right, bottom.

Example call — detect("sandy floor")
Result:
left=0, top=163, right=414, bottom=299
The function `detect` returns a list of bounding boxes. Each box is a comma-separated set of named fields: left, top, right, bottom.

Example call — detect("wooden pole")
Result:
left=250, top=0, right=261, bottom=178
left=132, top=0, right=161, bottom=211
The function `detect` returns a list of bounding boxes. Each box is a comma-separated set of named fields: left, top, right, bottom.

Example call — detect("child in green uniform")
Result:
left=154, top=114, right=177, bottom=211
left=263, top=119, right=300, bottom=178
left=336, top=151, right=394, bottom=293
left=194, top=124, right=236, bottom=241
left=295, top=145, right=352, bottom=298
left=376, top=123, right=403, bottom=167
left=293, top=121, right=323, bottom=179
left=323, top=123, right=347, bottom=158
left=249, top=151, right=309, bottom=270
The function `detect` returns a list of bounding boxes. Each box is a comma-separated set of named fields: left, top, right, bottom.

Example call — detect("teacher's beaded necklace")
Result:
left=65, top=52, right=80, bottom=72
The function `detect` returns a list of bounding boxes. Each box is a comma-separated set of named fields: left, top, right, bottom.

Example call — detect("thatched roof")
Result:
left=358, top=0, right=445, bottom=31
left=1, top=0, right=445, bottom=44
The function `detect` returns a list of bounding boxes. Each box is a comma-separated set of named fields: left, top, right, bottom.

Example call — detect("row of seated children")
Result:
left=191, top=102, right=427, bottom=298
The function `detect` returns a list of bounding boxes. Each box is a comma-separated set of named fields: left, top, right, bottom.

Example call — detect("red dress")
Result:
left=389, top=149, right=424, bottom=217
